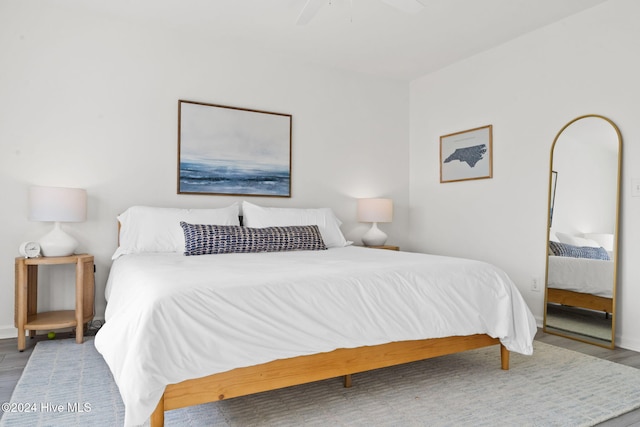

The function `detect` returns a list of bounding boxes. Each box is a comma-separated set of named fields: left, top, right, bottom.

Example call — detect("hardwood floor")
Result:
left=1, top=329, right=640, bottom=425
left=0, top=331, right=76, bottom=405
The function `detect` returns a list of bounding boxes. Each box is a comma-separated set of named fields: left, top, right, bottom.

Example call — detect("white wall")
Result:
left=0, top=1, right=410, bottom=337
left=409, top=0, right=640, bottom=350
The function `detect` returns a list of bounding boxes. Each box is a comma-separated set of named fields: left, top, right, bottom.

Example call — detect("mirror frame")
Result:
left=543, top=114, right=622, bottom=349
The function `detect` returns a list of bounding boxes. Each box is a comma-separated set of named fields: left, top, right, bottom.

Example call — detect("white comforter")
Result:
left=95, top=246, right=536, bottom=426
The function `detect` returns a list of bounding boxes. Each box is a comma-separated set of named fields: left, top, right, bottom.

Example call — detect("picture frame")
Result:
left=440, top=125, right=493, bottom=183
left=178, top=100, right=292, bottom=197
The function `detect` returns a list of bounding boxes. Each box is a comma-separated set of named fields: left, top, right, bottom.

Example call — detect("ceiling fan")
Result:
left=297, top=0, right=427, bottom=25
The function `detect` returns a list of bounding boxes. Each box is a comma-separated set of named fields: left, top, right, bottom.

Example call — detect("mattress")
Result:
left=95, top=246, right=536, bottom=426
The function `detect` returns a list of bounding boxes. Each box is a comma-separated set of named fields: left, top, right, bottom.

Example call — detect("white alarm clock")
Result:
left=19, top=241, right=41, bottom=258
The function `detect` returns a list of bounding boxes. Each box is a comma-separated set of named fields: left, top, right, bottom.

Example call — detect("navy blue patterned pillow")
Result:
left=180, top=222, right=327, bottom=256
left=548, top=241, right=610, bottom=261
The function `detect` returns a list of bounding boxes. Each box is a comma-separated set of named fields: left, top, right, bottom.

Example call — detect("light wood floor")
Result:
left=1, top=329, right=640, bottom=425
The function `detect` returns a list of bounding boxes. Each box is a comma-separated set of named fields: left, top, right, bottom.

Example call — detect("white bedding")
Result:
left=95, top=246, right=536, bottom=426
left=547, top=256, right=614, bottom=298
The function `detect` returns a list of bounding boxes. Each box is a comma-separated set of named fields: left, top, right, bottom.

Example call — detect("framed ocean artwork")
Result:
left=440, top=125, right=493, bottom=183
left=178, top=100, right=292, bottom=197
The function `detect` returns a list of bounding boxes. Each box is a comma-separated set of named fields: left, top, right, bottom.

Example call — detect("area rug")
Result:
left=2, top=338, right=640, bottom=427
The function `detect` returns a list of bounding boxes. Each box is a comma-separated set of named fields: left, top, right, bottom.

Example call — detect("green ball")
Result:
left=47, top=331, right=56, bottom=339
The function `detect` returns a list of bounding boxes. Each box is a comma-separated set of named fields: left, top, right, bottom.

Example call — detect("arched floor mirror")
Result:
left=543, top=114, right=622, bottom=348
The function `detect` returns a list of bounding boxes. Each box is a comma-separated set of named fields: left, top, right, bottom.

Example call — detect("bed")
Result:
left=546, top=241, right=614, bottom=313
left=95, top=203, right=536, bottom=426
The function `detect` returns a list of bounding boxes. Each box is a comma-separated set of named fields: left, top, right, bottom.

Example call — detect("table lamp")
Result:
left=357, top=198, right=393, bottom=246
left=28, top=186, right=87, bottom=257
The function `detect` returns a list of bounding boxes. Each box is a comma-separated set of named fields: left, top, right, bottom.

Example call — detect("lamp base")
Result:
left=362, top=222, right=388, bottom=246
left=39, top=222, right=78, bottom=257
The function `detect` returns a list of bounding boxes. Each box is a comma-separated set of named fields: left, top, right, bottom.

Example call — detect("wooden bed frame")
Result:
left=547, top=288, right=613, bottom=313
left=150, top=334, right=508, bottom=426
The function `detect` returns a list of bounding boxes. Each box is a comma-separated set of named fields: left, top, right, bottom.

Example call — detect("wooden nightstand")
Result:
left=365, top=245, right=400, bottom=251
left=14, top=254, right=95, bottom=351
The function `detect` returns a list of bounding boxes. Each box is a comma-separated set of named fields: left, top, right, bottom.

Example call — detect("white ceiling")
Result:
left=54, top=0, right=609, bottom=81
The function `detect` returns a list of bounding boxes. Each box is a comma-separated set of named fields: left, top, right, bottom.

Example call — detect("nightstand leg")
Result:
left=75, top=258, right=84, bottom=344
left=15, top=260, right=27, bottom=352
left=17, top=330, right=26, bottom=352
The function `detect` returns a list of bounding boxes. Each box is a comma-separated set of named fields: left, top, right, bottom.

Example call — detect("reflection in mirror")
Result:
left=543, top=115, right=621, bottom=348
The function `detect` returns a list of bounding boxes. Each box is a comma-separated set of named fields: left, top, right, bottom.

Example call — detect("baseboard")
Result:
left=534, top=315, right=543, bottom=328
left=0, top=318, right=105, bottom=341
left=4, top=318, right=638, bottom=352
left=617, top=335, right=640, bottom=353
left=0, top=325, right=17, bottom=340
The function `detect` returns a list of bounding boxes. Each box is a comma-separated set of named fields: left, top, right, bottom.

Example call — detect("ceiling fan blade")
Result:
left=380, top=0, right=425, bottom=14
left=297, top=0, right=326, bottom=25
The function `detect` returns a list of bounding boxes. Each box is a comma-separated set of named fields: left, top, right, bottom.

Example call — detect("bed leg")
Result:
left=500, top=344, right=510, bottom=370
left=150, top=394, right=165, bottom=427
left=343, top=374, right=352, bottom=388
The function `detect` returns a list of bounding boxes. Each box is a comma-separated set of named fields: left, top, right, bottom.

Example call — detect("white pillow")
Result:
left=113, top=203, right=240, bottom=259
left=583, top=233, right=615, bottom=252
left=555, top=232, right=600, bottom=248
left=241, top=201, right=349, bottom=248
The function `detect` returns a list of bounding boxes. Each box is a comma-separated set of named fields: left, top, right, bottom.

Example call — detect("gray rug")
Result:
left=2, top=338, right=640, bottom=427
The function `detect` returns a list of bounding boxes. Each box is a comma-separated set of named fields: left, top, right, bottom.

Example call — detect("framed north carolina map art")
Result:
left=440, top=125, right=493, bottom=183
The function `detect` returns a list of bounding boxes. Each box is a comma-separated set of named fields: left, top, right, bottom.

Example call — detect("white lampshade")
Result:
left=357, top=198, right=393, bottom=223
left=357, top=198, right=393, bottom=246
left=28, top=186, right=87, bottom=257
left=29, top=186, right=87, bottom=222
